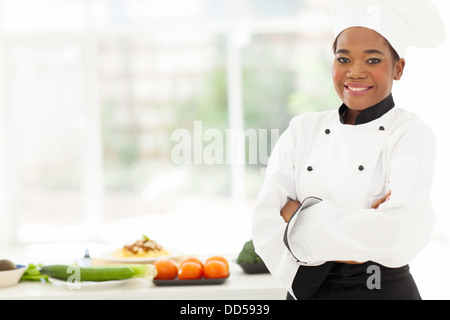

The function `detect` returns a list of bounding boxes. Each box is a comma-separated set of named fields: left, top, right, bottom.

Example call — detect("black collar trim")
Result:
left=338, top=94, right=395, bottom=125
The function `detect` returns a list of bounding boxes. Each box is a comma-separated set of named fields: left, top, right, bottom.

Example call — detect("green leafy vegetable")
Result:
left=237, top=240, right=264, bottom=264
left=20, top=263, right=49, bottom=283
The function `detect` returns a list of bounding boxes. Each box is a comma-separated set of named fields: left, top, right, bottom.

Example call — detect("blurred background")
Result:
left=0, top=0, right=449, bottom=298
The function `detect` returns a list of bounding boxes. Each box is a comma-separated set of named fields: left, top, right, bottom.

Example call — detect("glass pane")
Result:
left=98, top=33, right=230, bottom=226
left=242, top=32, right=339, bottom=198
left=90, top=0, right=206, bottom=30
left=4, top=39, right=86, bottom=241
left=0, top=0, right=86, bottom=32
left=89, top=0, right=308, bottom=30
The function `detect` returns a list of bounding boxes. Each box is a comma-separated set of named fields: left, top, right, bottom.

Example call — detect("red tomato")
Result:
left=179, top=257, right=204, bottom=269
left=154, top=259, right=178, bottom=280
left=203, top=261, right=228, bottom=279
left=178, top=262, right=203, bottom=280
left=205, top=256, right=229, bottom=272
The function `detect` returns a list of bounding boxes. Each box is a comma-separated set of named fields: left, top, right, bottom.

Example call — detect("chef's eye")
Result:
left=336, top=57, right=350, bottom=64
left=367, top=58, right=381, bottom=64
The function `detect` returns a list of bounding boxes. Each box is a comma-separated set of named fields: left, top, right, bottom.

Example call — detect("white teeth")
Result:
left=348, top=86, right=370, bottom=92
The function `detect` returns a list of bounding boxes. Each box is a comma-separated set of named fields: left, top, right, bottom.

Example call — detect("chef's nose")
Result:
left=346, top=62, right=367, bottom=79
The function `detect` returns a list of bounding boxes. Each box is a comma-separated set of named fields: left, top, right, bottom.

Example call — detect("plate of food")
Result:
left=49, top=277, right=130, bottom=289
left=101, top=235, right=182, bottom=263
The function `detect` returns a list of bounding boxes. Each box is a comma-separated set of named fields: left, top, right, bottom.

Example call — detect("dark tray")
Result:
left=153, top=276, right=229, bottom=286
left=236, top=262, right=269, bottom=274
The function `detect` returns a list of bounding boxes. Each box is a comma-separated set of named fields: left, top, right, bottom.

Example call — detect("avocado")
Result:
left=0, top=259, right=17, bottom=271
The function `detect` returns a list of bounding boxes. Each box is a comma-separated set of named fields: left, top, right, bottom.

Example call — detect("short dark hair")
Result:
left=332, top=34, right=400, bottom=63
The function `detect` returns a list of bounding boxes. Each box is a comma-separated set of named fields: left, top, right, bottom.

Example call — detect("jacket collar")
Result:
left=338, top=94, right=395, bottom=125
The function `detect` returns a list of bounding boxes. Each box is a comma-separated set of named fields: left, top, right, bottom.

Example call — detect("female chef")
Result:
left=252, top=0, right=445, bottom=300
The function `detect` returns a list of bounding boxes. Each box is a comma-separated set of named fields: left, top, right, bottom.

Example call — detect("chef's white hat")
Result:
left=328, top=0, right=446, bottom=57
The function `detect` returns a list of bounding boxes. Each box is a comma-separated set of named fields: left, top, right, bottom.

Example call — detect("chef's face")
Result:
left=332, top=27, right=405, bottom=112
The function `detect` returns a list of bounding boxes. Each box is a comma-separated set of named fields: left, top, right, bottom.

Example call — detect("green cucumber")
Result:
left=40, top=265, right=136, bottom=282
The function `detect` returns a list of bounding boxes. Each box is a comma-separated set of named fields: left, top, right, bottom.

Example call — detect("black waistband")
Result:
left=291, top=261, right=411, bottom=300
left=326, top=262, right=410, bottom=285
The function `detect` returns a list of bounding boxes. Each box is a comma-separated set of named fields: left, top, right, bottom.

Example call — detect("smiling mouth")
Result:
left=344, top=84, right=374, bottom=95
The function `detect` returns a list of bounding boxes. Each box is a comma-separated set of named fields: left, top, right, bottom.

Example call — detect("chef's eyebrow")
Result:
left=335, top=49, right=350, bottom=54
left=335, top=48, right=385, bottom=55
left=363, top=49, right=385, bottom=55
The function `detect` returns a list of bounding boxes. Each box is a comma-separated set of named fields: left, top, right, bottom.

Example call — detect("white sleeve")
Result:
left=286, top=123, right=437, bottom=267
left=251, top=121, right=300, bottom=296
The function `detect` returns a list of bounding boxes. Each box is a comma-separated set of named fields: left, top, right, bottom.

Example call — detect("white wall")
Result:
left=394, top=0, right=450, bottom=237
left=393, top=0, right=450, bottom=299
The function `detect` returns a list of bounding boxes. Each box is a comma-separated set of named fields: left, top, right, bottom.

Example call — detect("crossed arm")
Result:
left=280, top=190, right=391, bottom=223
left=280, top=190, right=392, bottom=264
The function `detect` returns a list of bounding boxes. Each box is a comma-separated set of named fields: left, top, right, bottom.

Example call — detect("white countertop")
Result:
left=0, top=262, right=286, bottom=300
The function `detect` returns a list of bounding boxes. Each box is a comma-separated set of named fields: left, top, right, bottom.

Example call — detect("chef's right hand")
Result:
left=371, top=190, right=391, bottom=209
left=281, top=199, right=301, bottom=223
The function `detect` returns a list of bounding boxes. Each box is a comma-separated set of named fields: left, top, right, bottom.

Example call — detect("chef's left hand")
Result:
left=281, top=199, right=301, bottom=223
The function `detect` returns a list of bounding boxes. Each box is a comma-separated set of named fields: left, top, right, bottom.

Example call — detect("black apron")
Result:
left=287, top=261, right=421, bottom=300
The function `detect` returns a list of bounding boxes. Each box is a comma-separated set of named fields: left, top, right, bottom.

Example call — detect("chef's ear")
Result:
left=394, top=58, right=406, bottom=80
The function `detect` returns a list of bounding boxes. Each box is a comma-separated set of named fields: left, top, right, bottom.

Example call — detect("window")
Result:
left=1, top=37, right=87, bottom=241
left=0, top=0, right=335, bottom=253
left=1, top=0, right=448, bottom=263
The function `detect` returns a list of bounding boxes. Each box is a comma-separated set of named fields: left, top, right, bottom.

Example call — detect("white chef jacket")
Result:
left=251, top=95, right=436, bottom=298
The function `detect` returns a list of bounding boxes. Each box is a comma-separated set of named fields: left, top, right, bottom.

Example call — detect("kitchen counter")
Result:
left=0, top=262, right=286, bottom=300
